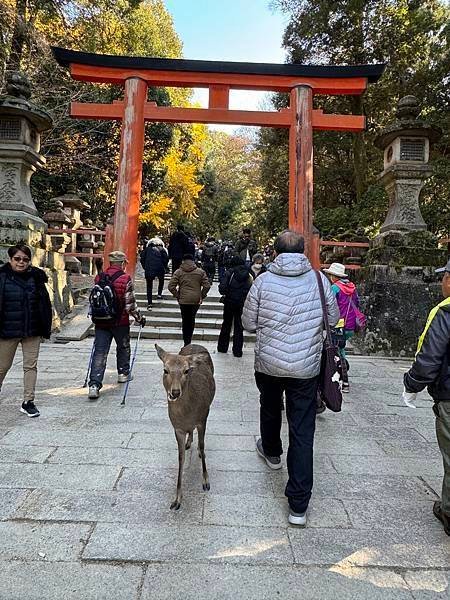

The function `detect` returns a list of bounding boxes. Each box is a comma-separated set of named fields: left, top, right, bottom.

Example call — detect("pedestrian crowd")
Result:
left=1, top=232, right=449, bottom=534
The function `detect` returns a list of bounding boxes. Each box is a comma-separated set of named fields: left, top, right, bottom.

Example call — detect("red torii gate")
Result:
left=52, top=47, right=384, bottom=274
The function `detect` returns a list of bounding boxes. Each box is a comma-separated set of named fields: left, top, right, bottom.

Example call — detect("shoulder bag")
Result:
left=315, top=271, right=343, bottom=413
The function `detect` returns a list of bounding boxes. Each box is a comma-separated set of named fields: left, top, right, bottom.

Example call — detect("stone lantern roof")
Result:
left=0, top=72, right=52, bottom=132
left=374, top=95, right=441, bottom=150
left=51, top=185, right=91, bottom=211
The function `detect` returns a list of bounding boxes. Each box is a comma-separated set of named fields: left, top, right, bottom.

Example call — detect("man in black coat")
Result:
left=0, top=244, right=52, bottom=418
left=403, top=259, right=450, bottom=536
left=168, top=224, right=188, bottom=273
left=235, top=228, right=258, bottom=267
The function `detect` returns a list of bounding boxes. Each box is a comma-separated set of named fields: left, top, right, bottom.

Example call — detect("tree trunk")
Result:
left=6, top=0, right=28, bottom=73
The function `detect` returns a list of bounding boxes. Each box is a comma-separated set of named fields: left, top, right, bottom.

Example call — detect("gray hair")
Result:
left=274, top=230, right=305, bottom=254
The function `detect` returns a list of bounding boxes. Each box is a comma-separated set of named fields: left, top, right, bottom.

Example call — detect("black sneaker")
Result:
left=256, top=438, right=282, bottom=470
left=20, top=401, right=40, bottom=418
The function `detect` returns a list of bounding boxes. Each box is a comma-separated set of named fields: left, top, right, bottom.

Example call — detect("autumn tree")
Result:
left=262, top=0, right=450, bottom=238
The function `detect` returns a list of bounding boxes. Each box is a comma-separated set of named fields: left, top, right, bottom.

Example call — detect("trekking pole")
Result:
left=120, top=324, right=143, bottom=407
left=83, top=340, right=96, bottom=388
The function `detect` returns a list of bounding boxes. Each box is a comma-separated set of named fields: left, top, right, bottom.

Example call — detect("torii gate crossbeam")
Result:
left=52, top=47, right=384, bottom=274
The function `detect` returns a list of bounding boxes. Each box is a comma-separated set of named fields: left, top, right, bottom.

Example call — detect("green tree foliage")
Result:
left=0, top=0, right=198, bottom=226
left=185, top=132, right=264, bottom=242
left=262, top=0, right=450, bottom=239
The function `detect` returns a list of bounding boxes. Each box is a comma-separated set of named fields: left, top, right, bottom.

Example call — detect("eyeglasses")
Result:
left=12, top=256, right=30, bottom=263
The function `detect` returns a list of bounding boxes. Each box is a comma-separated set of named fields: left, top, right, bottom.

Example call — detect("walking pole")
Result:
left=120, top=324, right=143, bottom=406
left=83, top=340, right=96, bottom=388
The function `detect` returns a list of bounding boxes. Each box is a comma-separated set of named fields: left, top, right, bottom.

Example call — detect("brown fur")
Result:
left=155, top=343, right=215, bottom=510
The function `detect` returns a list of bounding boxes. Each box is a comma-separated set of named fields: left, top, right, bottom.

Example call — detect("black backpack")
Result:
left=89, top=271, right=123, bottom=325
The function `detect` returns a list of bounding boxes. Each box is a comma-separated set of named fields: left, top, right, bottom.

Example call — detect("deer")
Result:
left=155, top=343, right=215, bottom=510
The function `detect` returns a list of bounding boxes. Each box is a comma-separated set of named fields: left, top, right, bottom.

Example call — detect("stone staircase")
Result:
left=129, top=277, right=256, bottom=343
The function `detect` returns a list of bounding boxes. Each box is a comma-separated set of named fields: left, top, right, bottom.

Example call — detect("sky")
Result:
left=163, top=0, right=289, bottom=130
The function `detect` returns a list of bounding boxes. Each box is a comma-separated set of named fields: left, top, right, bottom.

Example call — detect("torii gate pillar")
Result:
left=113, top=77, right=147, bottom=274
left=290, top=85, right=313, bottom=255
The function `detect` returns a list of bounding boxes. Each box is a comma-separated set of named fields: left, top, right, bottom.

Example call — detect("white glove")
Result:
left=402, top=387, right=417, bottom=409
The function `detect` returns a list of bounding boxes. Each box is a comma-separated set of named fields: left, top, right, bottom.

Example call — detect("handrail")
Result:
left=320, top=241, right=369, bottom=248
left=321, top=263, right=361, bottom=270
left=48, top=228, right=106, bottom=235
left=63, top=252, right=103, bottom=258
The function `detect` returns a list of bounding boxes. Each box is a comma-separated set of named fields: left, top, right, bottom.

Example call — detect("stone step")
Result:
left=136, top=299, right=222, bottom=311
left=88, top=325, right=255, bottom=342
left=143, top=306, right=221, bottom=319
left=143, top=315, right=222, bottom=329
left=135, top=292, right=222, bottom=304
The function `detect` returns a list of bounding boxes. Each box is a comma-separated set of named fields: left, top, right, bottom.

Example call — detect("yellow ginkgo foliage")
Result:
left=139, top=194, right=173, bottom=229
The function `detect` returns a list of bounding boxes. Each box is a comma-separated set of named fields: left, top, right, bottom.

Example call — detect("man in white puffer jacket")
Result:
left=243, top=230, right=339, bottom=527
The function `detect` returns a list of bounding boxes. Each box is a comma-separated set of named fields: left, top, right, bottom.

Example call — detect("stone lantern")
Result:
left=43, top=200, right=72, bottom=252
left=368, top=95, right=445, bottom=267
left=374, top=95, right=441, bottom=234
left=50, top=185, right=90, bottom=273
left=0, top=72, right=52, bottom=254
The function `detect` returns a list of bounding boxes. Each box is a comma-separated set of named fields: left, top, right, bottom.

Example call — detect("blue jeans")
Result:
left=89, top=326, right=131, bottom=389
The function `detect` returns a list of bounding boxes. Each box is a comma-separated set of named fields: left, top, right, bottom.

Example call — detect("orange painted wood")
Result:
left=289, top=86, right=314, bottom=257
left=320, top=241, right=370, bottom=248
left=321, top=264, right=362, bottom=270
left=312, top=110, right=365, bottom=132
left=70, top=63, right=368, bottom=95
left=113, top=77, right=148, bottom=277
left=310, top=229, right=321, bottom=270
left=208, top=85, right=230, bottom=109
left=71, top=102, right=366, bottom=132
left=47, top=228, right=106, bottom=235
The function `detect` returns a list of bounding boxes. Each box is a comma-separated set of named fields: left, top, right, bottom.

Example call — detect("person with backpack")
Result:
left=235, top=228, right=258, bottom=268
left=217, top=240, right=235, bottom=283
left=0, top=244, right=52, bottom=418
left=168, top=253, right=211, bottom=346
left=140, top=237, right=168, bottom=309
left=202, top=237, right=218, bottom=284
left=323, top=262, right=362, bottom=393
left=88, top=250, right=145, bottom=399
left=217, top=255, right=253, bottom=358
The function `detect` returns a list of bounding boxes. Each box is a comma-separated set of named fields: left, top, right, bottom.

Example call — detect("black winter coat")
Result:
left=168, top=231, right=188, bottom=260
left=0, top=264, right=52, bottom=339
left=404, top=301, right=450, bottom=402
left=140, top=245, right=169, bottom=277
left=219, top=265, right=252, bottom=307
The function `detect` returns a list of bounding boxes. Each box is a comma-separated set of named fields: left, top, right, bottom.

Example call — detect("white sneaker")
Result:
left=117, top=374, right=133, bottom=383
left=88, top=385, right=99, bottom=399
left=288, top=511, right=307, bottom=527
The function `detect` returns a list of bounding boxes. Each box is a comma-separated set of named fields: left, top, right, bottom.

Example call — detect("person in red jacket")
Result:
left=88, top=251, right=144, bottom=399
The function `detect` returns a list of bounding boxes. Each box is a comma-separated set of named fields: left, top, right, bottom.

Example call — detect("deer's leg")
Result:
left=185, top=430, right=193, bottom=450
left=171, top=428, right=186, bottom=510
left=197, top=420, right=210, bottom=491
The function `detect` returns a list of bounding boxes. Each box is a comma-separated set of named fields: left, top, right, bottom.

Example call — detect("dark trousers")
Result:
left=89, top=326, right=131, bottom=389
left=203, top=262, right=215, bottom=284
left=146, top=274, right=164, bottom=305
left=218, top=265, right=226, bottom=283
left=255, top=371, right=319, bottom=514
left=172, top=258, right=182, bottom=273
left=217, top=302, right=244, bottom=357
left=179, top=304, right=199, bottom=346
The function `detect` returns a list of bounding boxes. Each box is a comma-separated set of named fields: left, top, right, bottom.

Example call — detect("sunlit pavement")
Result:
left=0, top=339, right=448, bottom=599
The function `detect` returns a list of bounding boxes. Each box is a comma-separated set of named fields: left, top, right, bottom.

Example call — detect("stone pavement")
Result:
left=0, top=339, right=449, bottom=599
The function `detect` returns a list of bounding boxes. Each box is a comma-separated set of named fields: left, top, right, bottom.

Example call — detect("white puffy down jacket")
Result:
left=242, top=253, right=339, bottom=379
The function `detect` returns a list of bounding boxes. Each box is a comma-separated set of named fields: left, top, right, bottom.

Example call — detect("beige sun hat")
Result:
left=323, top=262, right=348, bottom=278
left=108, top=250, right=128, bottom=263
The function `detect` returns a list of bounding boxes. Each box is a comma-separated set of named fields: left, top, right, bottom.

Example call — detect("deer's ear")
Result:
left=155, top=344, right=167, bottom=362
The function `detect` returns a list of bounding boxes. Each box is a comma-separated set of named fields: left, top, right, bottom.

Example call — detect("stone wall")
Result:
left=353, top=265, right=442, bottom=357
